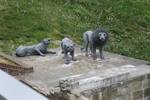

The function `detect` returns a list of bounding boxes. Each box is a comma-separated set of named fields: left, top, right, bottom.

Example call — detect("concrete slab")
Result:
left=13, top=47, right=149, bottom=94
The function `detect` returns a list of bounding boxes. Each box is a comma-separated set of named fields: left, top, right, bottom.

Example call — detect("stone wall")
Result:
left=55, top=65, right=150, bottom=100
left=90, top=74, right=150, bottom=100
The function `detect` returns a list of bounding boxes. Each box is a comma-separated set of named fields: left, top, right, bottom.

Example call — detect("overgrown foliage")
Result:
left=0, top=0, right=150, bottom=61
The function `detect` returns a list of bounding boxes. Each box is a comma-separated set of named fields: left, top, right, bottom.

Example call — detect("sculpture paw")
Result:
left=41, top=54, right=46, bottom=56
left=65, top=60, right=70, bottom=64
left=72, top=58, right=77, bottom=61
left=93, top=55, right=97, bottom=60
left=100, top=55, right=104, bottom=60
left=85, top=53, right=88, bottom=56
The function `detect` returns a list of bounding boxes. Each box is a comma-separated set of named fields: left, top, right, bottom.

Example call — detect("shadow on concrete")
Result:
left=146, top=63, right=150, bottom=65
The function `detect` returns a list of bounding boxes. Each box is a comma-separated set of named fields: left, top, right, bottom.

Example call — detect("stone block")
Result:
left=117, top=87, right=128, bottom=96
left=101, top=87, right=118, bottom=100
left=110, top=88, right=118, bottom=98
left=92, top=92, right=102, bottom=100
left=128, top=79, right=142, bottom=92
left=101, top=87, right=111, bottom=100
left=144, top=96, right=150, bottom=100
left=110, top=96, right=129, bottom=100
left=131, top=75, right=145, bottom=82
left=132, top=90, right=143, bottom=100
left=147, top=74, right=150, bottom=79
left=66, top=94, right=77, bottom=100
left=142, top=78, right=150, bottom=89
left=144, top=87, right=150, bottom=97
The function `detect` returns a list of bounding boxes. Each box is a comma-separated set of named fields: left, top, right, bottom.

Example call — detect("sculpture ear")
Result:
left=42, top=38, right=51, bottom=42
left=47, top=39, right=50, bottom=42
left=42, top=39, right=51, bottom=44
left=47, top=38, right=51, bottom=41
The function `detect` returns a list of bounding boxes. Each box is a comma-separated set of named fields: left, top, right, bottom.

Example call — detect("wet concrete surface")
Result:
left=14, top=47, right=149, bottom=93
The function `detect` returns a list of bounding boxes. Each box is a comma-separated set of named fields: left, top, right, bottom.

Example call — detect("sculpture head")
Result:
left=64, top=43, right=74, bottom=52
left=98, top=31, right=108, bottom=41
left=93, top=29, right=108, bottom=43
left=42, top=39, right=51, bottom=45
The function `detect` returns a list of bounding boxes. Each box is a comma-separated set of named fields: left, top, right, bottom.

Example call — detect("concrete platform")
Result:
left=14, top=47, right=150, bottom=99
